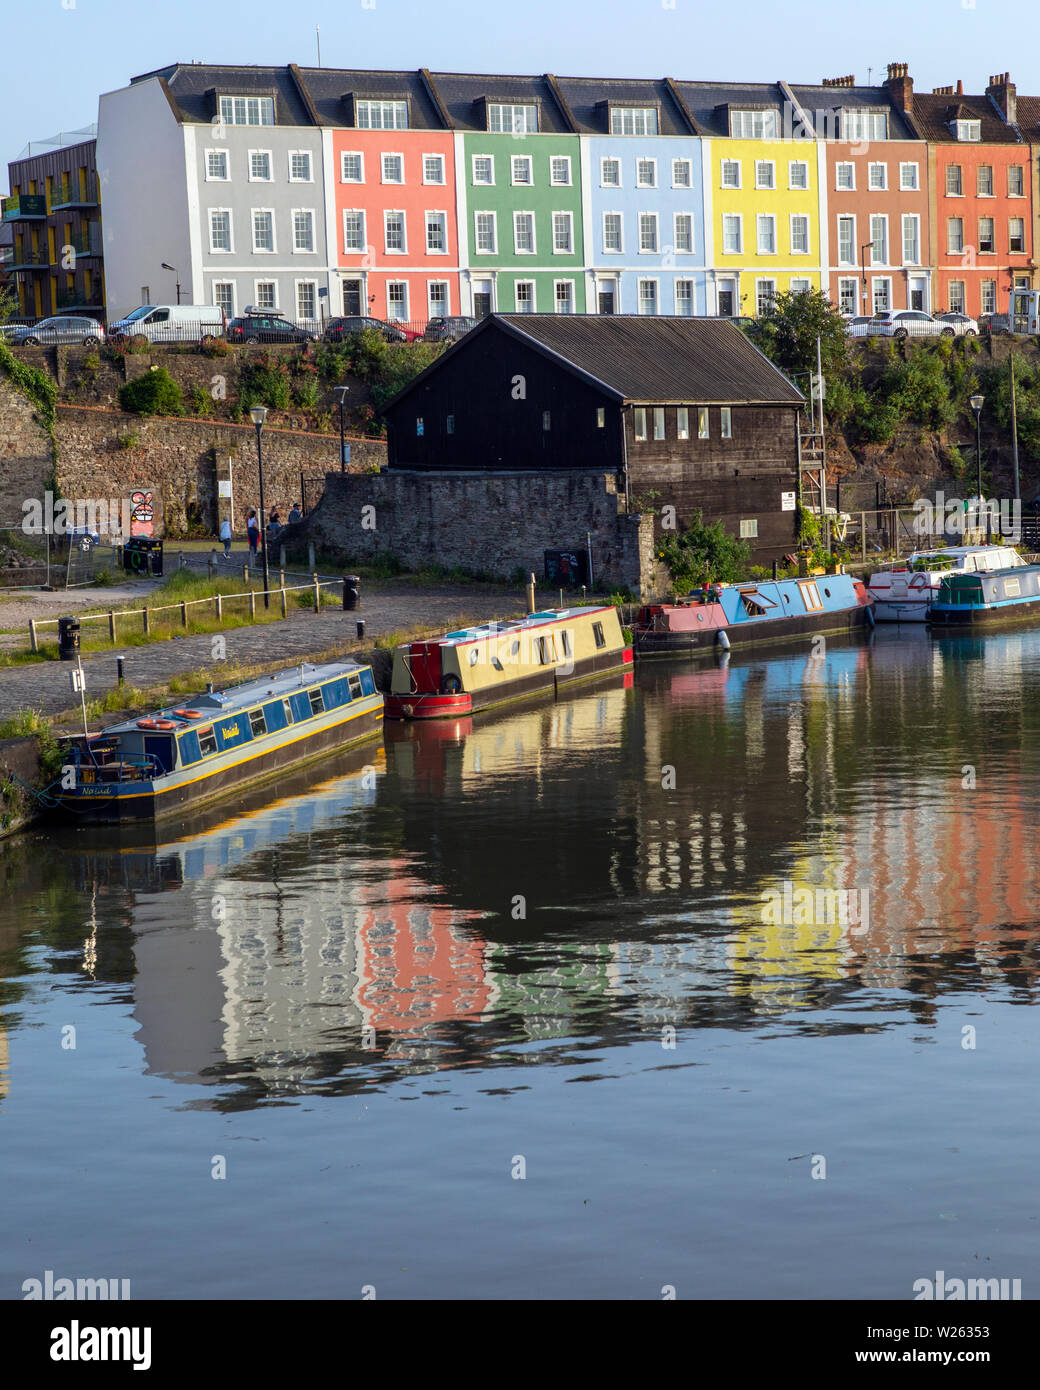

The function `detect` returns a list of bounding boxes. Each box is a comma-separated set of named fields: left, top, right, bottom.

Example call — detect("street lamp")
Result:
left=250, top=404, right=271, bottom=608
left=861, top=243, right=874, bottom=312
left=333, top=385, right=349, bottom=471
left=160, top=262, right=182, bottom=305
left=969, top=393, right=986, bottom=540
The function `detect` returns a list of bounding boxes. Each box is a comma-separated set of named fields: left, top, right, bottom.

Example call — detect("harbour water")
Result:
left=2, top=624, right=1039, bottom=1300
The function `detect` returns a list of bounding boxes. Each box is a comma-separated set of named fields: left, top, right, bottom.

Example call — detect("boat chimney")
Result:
left=206, top=682, right=214, bottom=694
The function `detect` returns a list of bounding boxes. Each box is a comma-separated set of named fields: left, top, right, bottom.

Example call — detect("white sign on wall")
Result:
left=218, top=481, right=232, bottom=498
left=781, top=492, right=796, bottom=512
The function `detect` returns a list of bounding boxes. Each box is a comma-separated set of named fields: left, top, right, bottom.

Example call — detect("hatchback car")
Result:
left=9, top=315, right=105, bottom=346
left=979, top=313, right=1010, bottom=335
left=324, top=316, right=408, bottom=344
left=424, top=316, right=481, bottom=343
left=226, top=313, right=314, bottom=344
left=866, top=310, right=955, bottom=340
left=844, top=316, right=874, bottom=339
left=934, top=311, right=980, bottom=336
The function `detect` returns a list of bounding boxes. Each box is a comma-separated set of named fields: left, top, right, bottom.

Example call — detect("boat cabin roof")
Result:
left=417, top=606, right=612, bottom=650
left=100, top=660, right=370, bottom=735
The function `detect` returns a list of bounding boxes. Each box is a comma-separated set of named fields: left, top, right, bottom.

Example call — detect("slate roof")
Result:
left=909, top=91, right=1022, bottom=143
left=130, top=63, right=315, bottom=127
left=385, top=314, right=804, bottom=410
left=672, top=81, right=786, bottom=138
left=551, top=76, right=695, bottom=135
left=1013, top=95, right=1040, bottom=138
left=788, top=84, right=919, bottom=141
left=427, top=71, right=574, bottom=133
left=296, top=67, right=447, bottom=129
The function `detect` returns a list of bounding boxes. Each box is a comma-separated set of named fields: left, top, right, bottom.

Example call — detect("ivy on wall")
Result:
left=0, top=341, right=59, bottom=473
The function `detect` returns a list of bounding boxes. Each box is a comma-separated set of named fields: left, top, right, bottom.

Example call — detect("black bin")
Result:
left=58, top=616, right=80, bottom=661
left=343, top=575, right=360, bottom=611
left=123, top=537, right=163, bottom=577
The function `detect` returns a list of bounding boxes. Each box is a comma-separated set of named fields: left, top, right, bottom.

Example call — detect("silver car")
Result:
left=844, top=315, right=874, bottom=339
left=867, top=310, right=954, bottom=341
left=9, top=315, right=105, bottom=346
left=934, top=311, right=980, bottom=337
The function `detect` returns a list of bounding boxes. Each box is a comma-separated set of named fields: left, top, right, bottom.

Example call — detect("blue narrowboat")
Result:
left=54, top=660, right=383, bottom=822
left=634, top=573, right=875, bottom=657
left=927, top=563, right=1040, bottom=628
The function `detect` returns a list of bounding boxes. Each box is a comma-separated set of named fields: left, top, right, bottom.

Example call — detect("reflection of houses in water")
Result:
left=489, top=943, right=615, bottom=1042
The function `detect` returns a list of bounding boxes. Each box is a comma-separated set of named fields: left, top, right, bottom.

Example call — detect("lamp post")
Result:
left=250, top=404, right=271, bottom=608
left=969, top=393, right=985, bottom=541
left=333, top=385, right=348, bottom=471
left=861, top=243, right=874, bottom=313
left=160, top=262, right=182, bottom=305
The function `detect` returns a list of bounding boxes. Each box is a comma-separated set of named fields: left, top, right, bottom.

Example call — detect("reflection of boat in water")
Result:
left=384, top=606, right=632, bottom=719
left=867, top=545, right=1024, bottom=622
left=634, top=574, right=874, bottom=658
left=54, top=660, right=383, bottom=823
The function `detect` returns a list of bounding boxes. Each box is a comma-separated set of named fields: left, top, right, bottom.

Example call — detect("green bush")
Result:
left=291, top=375, right=320, bottom=409
left=118, top=367, right=184, bottom=417
left=238, top=353, right=291, bottom=411
left=188, top=384, right=212, bottom=416
left=657, top=510, right=751, bottom=593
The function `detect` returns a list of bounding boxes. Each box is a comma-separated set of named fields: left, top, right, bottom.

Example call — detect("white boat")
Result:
left=867, top=545, right=1025, bottom=622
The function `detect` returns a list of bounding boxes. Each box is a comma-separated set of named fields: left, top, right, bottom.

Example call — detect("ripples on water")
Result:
left=2, top=625, right=1039, bottom=1298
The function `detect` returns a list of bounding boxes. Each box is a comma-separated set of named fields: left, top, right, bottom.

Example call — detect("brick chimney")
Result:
left=822, top=75, right=856, bottom=88
left=883, top=62, right=913, bottom=112
left=986, top=71, right=1017, bottom=123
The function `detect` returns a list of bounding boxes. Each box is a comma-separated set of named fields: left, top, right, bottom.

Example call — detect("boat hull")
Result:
left=635, top=603, right=872, bottom=658
left=53, top=702, right=383, bottom=823
left=385, top=648, right=633, bottom=719
left=871, top=599, right=929, bottom=623
left=928, top=597, right=1040, bottom=629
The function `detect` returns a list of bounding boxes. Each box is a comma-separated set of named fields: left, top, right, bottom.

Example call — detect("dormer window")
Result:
left=488, top=103, right=538, bottom=133
left=842, top=110, right=888, bottom=141
left=609, top=106, right=659, bottom=136
left=729, top=109, right=777, bottom=139
left=356, top=99, right=408, bottom=129
left=219, top=95, right=274, bottom=126
left=954, top=119, right=981, bottom=141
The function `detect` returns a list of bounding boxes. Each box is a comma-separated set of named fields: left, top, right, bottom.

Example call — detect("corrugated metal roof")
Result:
left=496, top=314, right=804, bottom=404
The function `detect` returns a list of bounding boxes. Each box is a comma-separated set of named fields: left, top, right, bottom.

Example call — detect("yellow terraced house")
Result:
left=677, top=82, right=825, bottom=316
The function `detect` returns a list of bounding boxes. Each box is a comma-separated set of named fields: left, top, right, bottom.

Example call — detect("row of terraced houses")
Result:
left=6, top=62, right=1040, bottom=326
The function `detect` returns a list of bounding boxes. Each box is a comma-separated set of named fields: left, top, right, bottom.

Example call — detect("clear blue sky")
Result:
left=3, top=0, right=1037, bottom=190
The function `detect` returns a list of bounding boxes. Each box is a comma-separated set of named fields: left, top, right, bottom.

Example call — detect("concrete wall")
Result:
left=294, top=468, right=657, bottom=595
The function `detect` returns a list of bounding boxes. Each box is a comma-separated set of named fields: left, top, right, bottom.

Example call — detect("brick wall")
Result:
left=292, top=468, right=658, bottom=596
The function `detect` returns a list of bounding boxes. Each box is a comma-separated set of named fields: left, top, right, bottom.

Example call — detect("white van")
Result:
left=109, top=304, right=226, bottom=344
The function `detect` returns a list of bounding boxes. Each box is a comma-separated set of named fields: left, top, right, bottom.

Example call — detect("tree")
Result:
left=657, top=511, right=751, bottom=594
left=746, top=287, right=850, bottom=382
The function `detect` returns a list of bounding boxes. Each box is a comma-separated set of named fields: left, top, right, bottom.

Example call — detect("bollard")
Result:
left=559, top=588, right=563, bottom=608
left=117, top=656, right=125, bottom=686
left=356, top=619, right=365, bottom=640
left=280, top=568, right=285, bottom=590
left=142, top=607, right=149, bottom=635
left=29, top=619, right=38, bottom=654
left=280, top=588, right=287, bottom=619
left=249, top=590, right=256, bottom=620
left=243, top=564, right=249, bottom=584
left=342, top=575, right=360, bottom=611
left=313, top=572, right=320, bottom=612
left=526, top=572, right=536, bottom=614
left=215, top=594, right=222, bottom=621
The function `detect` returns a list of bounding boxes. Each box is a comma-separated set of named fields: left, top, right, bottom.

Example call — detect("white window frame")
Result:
left=425, top=210, right=448, bottom=255
left=422, top=153, right=446, bottom=185
left=553, top=279, right=575, bottom=314
left=730, top=109, right=778, bottom=139
left=609, top=107, right=659, bottom=136
left=835, top=162, right=854, bottom=191
left=209, top=210, right=233, bottom=254
left=721, top=159, right=741, bottom=189
left=755, top=159, right=775, bottom=190
left=902, top=213, right=921, bottom=266
left=356, top=99, right=409, bottom=130
left=789, top=278, right=812, bottom=296
left=674, top=279, right=694, bottom=315
left=474, top=210, right=497, bottom=254
left=1009, top=218, right=1026, bottom=254
left=552, top=210, right=574, bottom=255
left=946, top=164, right=963, bottom=196
left=291, top=209, right=315, bottom=254
left=899, top=162, right=919, bottom=191
left=673, top=212, right=694, bottom=254
left=837, top=277, right=859, bottom=315
left=789, top=214, right=810, bottom=255
left=722, top=213, right=743, bottom=255
left=204, top=149, right=229, bottom=182
left=488, top=103, right=538, bottom=134
left=340, top=151, right=364, bottom=184
left=427, top=280, right=450, bottom=316
left=872, top=277, right=892, bottom=314
left=636, top=157, right=657, bottom=188
left=247, top=149, right=273, bottom=183
left=868, top=161, right=887, bottom=191
left=756, top=214, right=777, bottom=255
left=385, top=280, right=409, bottom=321
left=672, top=158, right=692, bottom=188
left=471, top=154, right=495, bottom=186
left=634, top=407, right=648, bottom=440
left=600, top=157, right=621, bottom=188
left=514, top=279, right=536, bottom=312
left=383, top=209, right=407, bottom=255
left=550, top=155, right=572, bottom=186
left=948, top=280, right=966, bottom=313
left=981, top=279, right=997, bottom=315
left=652, top=406, right=666, bottom=440
left=251, top=208, right=276, bottom=255
left=512, top=210, right=536, bottom=255
left=870, top=213, right=889, bottom=266
left=955, top=119, right=981, bottom=142
left=676, top=406, right=690, bottom=439
left=1008, top=165, right=1025, bottom=198
left=219, top=95, right=274, bottom=127
left=511, top=154, right=534, bottom=186
left=253, top=279, right=278, bottom=312
left=602, top=211, right=623, bottom=255
left=288, top=150, right=312, bottom=183
left=381, top=152, right=404, bottom=184
left=212, top=281, right=235, bottom=317
left=788, top=160, right=809, bottom=190
left=947, top=216, right=964, bottom=255
left=977, top=164, right=994, bottom=197
left=637, top=278, right=659, bottom=315
left=720, top=407, right=733, bottom=438
left=978, top=215, right=995, bottom=255
left=638, top=211, right=659, bottom=254
left=295, top=279, right=318, bottom=322
left=755, top=279, right=777, bottom=316
left=837, top=213, right=856, bottom=266
left=342, top=208, right=366, bottom=254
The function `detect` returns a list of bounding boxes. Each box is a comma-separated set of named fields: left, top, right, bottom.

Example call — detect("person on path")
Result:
left=268, top=509, right=281, bottom=545
left=219, top=517, right=232, bottom=558
left=247, top=509, right=259, bottom=563
left=288, top=502, right=302, bottom=526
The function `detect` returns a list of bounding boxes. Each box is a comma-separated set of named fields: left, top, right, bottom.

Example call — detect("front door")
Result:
left=472, top=280, right=493, bottom=318
left=342, top=279, right=362, bottom=316
left=909, top=277, right=926, bottom=312
left=598, top=282, right=615, bottom=315
left=718, top=282, right=735, bottom=316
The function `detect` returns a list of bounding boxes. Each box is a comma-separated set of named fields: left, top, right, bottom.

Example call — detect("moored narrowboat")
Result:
left=54, top=660, right=383, bottom=822
left=634, top=573, right=874, bottom=658
left=867, top=545, right=1025, bottom=622
left=926, top=563, right=1040, bottom=628
left=384, top=606, right=633, bottom=719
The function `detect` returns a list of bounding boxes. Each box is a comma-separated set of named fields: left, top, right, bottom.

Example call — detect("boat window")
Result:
left=511, top=639, right=520, bottom=657
left=469, top=647, right=480, bottom=666
left=535, top=635, right=555, bottom=664
left=282, top=698, right=295, bottom=725
left=347, top=672, right=362, bottom=699
left=798, top=581, right=824, bottom=611
left=593, top=621, right=606, bottom=649
left=249, top=707, right=267, bottom=737
left=739, top=588, right=777, bottom=617
left=198, top=726, right=218, bottom=757
left=491, top=656, right=504, bottom=671
left=1005, top=578, right=1021, bottom=597
left=308, top=688, right=325, bottom=717
left=561, top=630, right=573, bottom=658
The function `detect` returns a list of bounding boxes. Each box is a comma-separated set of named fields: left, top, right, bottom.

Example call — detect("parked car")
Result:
left=934, top=311, right=980, bottom=336
left=109, top=303, right=225, bottom=345
left=0, top=317, right=38, bottom=342
left=979, top=313, right=1010, bottom=335
left=866, top=310, right=955, bottom=340
left=324, top=315, right=408, bottom=344
left=8, top=315, right=105, bottom=346
left=843, top=315, right=874, bottom=339
left=424, top=316, right=481, bottom=343
left=226, top=312, right=315, bottom=345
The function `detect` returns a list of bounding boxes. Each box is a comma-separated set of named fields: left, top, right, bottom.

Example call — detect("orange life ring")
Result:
left=137, top=719, right=159, bottom=729
left=152, top=720, right=178, bottom=730
left=173, top=709, right=204, bottom=719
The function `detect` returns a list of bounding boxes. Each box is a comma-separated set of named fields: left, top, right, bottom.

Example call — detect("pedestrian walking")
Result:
left=247, top=509, right=259, bottom=563
left=268, top=508, right=281, bottom=545
left=288, top=501, right=302, bottom=526
left=219, top=516, right=232, bottom=558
